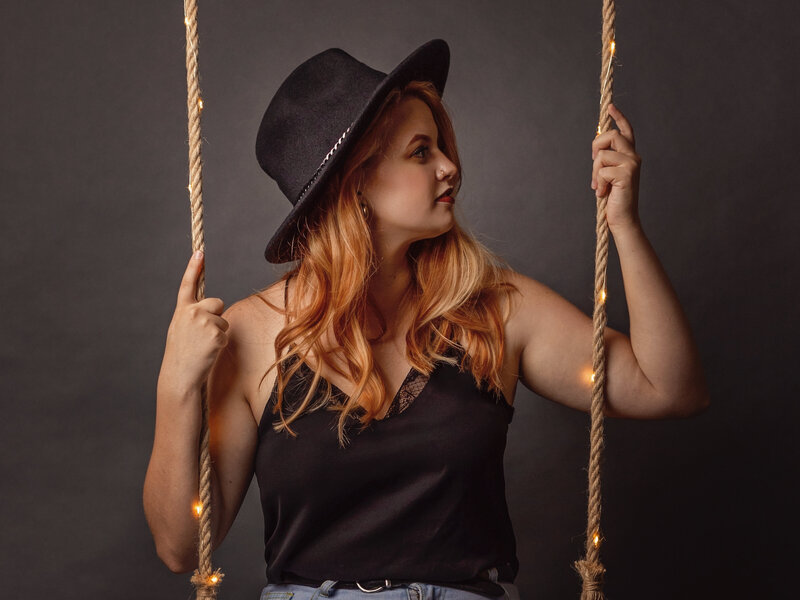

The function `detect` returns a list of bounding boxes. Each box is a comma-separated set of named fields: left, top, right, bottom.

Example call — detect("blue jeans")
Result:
left=259, top=570, right=521, bottom=600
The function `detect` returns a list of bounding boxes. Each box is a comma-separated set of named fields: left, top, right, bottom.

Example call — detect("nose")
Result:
left=437, top=154, right=458, bottom=182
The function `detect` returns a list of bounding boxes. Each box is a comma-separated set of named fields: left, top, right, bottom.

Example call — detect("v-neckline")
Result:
left=298, top=360, right=420, bottom=419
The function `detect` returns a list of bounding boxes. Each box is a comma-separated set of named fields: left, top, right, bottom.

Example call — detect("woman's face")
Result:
left=361, top=96, right=459, bottom=248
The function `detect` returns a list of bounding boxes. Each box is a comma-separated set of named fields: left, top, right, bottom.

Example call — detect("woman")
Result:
left=143, top=40, right=709, bottom=599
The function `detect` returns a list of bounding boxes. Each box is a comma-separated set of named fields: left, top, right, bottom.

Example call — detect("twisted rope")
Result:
left=183, top=0, right=223, bottom=597
left=180, top=4, right=616, bottom=598
left=573, top=1, right=615, bottom=598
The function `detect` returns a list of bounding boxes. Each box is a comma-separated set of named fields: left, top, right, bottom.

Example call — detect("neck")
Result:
left=366, top=236, right=414, bottom=337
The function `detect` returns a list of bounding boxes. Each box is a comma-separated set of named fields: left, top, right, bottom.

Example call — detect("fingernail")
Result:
left=194, top=250, right=203, bottom=260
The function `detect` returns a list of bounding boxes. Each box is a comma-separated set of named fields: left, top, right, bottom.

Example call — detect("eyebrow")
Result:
left=404, top=133, right=435, bottom=149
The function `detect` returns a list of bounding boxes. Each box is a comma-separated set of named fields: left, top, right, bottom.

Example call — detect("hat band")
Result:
left=296, top=124, right=353, bottom=202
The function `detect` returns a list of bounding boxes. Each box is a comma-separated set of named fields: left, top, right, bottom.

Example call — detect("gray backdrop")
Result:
left=2, top=1, right=797, bottom=598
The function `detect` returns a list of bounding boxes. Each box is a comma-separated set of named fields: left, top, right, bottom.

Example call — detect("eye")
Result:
left=412, top=145, right=429, bottom=159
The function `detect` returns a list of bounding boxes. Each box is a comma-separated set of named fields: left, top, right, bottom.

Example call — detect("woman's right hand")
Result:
left=159, top=251, right=229, bottom=394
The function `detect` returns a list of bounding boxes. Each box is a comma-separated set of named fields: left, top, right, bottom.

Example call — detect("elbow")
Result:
left=682, top=366, right=712, bottom=416
left=157, top=543, right=198, bottom=574
left=677, top=395, right=710, bottom=418
left=665, top=385, right=711, bottom=418
left=143, top=490, right=202, bottom=574
left=145, top=515, right=198, bottom=574
left=166, top=560, right=196, bottom=575
left=694, top=389, right=711, bottom=414
left=685, top=374, right=712, bottom=416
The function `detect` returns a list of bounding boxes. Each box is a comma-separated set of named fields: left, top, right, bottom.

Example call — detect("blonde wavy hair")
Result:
left=257, top=80, right=518, bottom=447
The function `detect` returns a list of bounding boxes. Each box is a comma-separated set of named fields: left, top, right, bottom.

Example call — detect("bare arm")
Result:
left=142, top=253, right=258, bottom=572
left=509, top=225, right=708, bottom=419
left=610, top=220, right=709, bottom=415
left=143, top=375, right=212, bottom=572
left=510, top=104, right=709, bottom=418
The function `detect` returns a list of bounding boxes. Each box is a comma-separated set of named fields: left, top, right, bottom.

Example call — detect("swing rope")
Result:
left=180, top=2, right=616, bottom=597
left=573, top=1, right=615, bottom=598
left=183, top=0, right=223, bottom=597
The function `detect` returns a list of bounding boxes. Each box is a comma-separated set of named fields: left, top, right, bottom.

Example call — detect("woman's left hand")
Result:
left=591, top=103, right=642, bottom=232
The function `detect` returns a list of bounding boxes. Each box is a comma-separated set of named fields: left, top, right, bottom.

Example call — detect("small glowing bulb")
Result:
left=193, top=502, right=202, bottom=517
left=610, top=40, right=616, bottom=55
left=590, top=372, right=596, bottom=383
left=596, top=125, right=602, bottom=137
left=187, top=184, right=192, bottom=193
left=210, top=575, right=219, bottom=584
left=600, top=289, right=607, bottom=303
left=198, top=97, right=204, bottom=112
left=593, top=533, right=600, bottom=547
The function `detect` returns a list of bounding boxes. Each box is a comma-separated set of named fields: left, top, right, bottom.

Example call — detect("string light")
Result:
left=597, top=38, right=618, bottom=136
left=599, top=288, right=607, bottom=303
left=591, top=371, right=595, bottom=383
left=593, top=530, right=601, bottom=548
left=193, top=502, right=203, bottom=517
left=185, top=15, right=196, bottom=52
left=198, top=97, right=204, bottom=112
left=191, top=568, right=225, bottom=590
left=206, top=569, right=224, bottom=587
left=187, top=183, right=192, bottom=193
left=601, top=39, right=616, bottom=95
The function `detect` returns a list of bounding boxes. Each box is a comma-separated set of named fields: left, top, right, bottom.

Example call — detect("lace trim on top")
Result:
left=290, top=358, right=430, bottom=421
left=382, top=368, right=430, bottom=419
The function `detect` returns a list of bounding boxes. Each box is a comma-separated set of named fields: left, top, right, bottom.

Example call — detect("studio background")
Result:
left=2, top=1, right=797, bottom=598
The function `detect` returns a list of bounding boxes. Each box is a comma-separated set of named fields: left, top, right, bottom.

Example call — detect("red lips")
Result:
left=436, top=188, right=454, bottom=203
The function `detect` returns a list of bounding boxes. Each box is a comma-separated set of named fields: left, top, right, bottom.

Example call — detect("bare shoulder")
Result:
left=219, top=279, right=289, bottom=419
left=495, top=266, right=550, bottom=349
left=496, top=265, right=593, bottom=368
left=224, top=280, right=287, bottom=338
left=497, top=266, right=550, bottom=302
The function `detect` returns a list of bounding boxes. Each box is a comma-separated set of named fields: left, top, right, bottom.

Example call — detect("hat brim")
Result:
left=264, top=39, right=450, bottom=263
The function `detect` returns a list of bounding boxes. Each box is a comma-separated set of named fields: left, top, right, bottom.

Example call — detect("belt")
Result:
left=279, top=570, right=506, bottom=598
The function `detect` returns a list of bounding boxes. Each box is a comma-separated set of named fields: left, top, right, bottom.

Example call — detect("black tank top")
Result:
left=254, top=283, right=519, bottom=584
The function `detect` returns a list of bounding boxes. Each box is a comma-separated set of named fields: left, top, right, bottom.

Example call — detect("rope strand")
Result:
left=573, top=1, right=615, bottom=598
left=183, top=0, right=222, bottom=597
left=181, top=4, right=615, bottom=597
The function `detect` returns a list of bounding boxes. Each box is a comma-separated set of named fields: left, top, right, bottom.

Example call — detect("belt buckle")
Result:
left=356, top=579, right=392, bottom=593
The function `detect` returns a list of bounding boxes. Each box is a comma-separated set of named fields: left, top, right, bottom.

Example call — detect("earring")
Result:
left=360, top=202, right=370, bottom=219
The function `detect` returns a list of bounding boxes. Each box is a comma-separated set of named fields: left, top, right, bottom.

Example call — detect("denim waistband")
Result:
left=277, top=569, right=507, bottom=598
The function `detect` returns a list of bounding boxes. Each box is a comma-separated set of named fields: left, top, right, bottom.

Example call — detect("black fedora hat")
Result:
left=256, top=39, right=450, bottom=263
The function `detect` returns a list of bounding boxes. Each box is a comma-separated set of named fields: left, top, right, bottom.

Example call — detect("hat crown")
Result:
left=256, top=39, right=449, bottom=263
left=256, top=48, right=386, bottom=204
